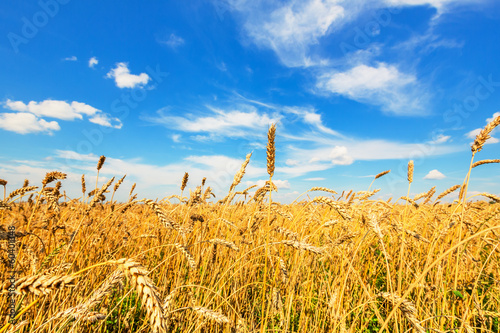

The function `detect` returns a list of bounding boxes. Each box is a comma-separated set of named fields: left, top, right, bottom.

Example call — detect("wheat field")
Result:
left=1, top=117, right=499, bottom=333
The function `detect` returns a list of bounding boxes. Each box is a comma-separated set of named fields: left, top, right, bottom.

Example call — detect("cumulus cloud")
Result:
left=4, top=99, right=98, bottom=120
left=0, top=113, right=60, bottom=134
left=1, top=99, right=122, bottom=134
left=89, top=57, right=98, bottom=68
left=106, top=62, right=150, bottom=88
left=63, top=56, right=77, bottom=61
left=316, top=63, right=427, bottom=115
left=423, top=169, right=446, bottom=180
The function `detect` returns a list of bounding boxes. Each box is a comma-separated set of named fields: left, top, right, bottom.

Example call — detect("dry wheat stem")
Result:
left=375, top=169, right=391, bottom=179
left=1, top=274, right=76, bottom=296
left=266, top=124, right=276, bottom=177
left=173, top=243, right=197, bottom=269
left=472, top=159, right=500, bottom=168
left=109, top=258, right=167, bottom=333
left=181, top=172, right=189, bottom=191
left=191, top=306, right=230, bottom=324
left=407, top=161, right=414, bottom=184
left=308, top=187, right=337, bottom=194
left=436, top=184, right=461, bottom=201
left=280, top=239, right=324, bottom=255
left=471, top=114, right=500, bottom=153
left=230, top=152, right=252, bottom=193
left=377, top=292, right=426, bottom=333
left=208, top=238, right=239, bottom=251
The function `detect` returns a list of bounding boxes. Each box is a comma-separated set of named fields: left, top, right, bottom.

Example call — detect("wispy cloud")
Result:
left=429, top=134, right=451, bottom=144
left=63, top=56, right=77, bottom=61
left=384, top=0, right=484, bottom=16
left=424, top=169, right=446, bottom=180
left=1, top=99, right=122, bottom=134
left=160, top=33, right=185, bottom=49
left=106, top=62, right=150, bottom=88
left=144, top=104, right=280, bottom=139
left=315, top=63, right=428, bottom=115
left=223, top=0, right=346, bottom=67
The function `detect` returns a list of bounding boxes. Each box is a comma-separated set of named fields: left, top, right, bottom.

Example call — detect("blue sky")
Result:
left=1, top=0, right=499, bottom=203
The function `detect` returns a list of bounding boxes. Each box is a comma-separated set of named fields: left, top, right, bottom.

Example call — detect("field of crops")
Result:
left=1, top=119, right=499, bottom=333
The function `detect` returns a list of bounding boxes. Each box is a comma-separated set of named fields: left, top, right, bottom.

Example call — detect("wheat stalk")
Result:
left=5, top=186, right=38, bottom=202
left=407, top=161, right=414, bottom=184
left=230, top=152, right=252, bottom=193
left=436, top=184, right=461, bottom=201
left=267, top=124, right=276, bottom=177
left=208, top=238, right=239, bottom=251
left=1, top=274, right=76, bottom=296
left=181, top=172, right=189, bottom=191
left=377, top=292, right=426, bottom=333
left=375, top=169, right=391, bottom=179
left=42, top=171, right=67, bottom=188
left=173, top=243, right=197, bottom=269
left=109, top=258, right=167, bottom=333
left=280, top=239, right=324, bottom=255
left=471, top=114, right=500, bottom=153
left=308, top=187, right=337, bottom=195
left=191, top=306, right=230, bottom=324
left=472, top=159, right=500, bottom=168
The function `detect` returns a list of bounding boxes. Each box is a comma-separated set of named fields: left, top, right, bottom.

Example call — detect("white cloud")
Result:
left=286, top=159, right=299, bottom=166
left=283, top=106, right=343, bottom=136
left=63, top=56, right=77, bottom=61
left=161, top=33, right=185, bottom=49
left=4, top=99, right=98, bottom=120
left=316, top=63, right=426, bottom=115
left=487, top=112, right=500, bottom=123
left=304, top=177, right=325, bottom=181
left=55, top=150, right=99, bottom=162
left=280, top=137, right=461, bottom=177
left=246, top=179, right=291, bottom=189
left=310, top=145, right=354, bottom=165
left=172, top=134, right=181, bottom=143
left=145, top=105, right=280, bottom=139
left=384, top=0, right=481, bottom=14
left=89, top=57, right=98, bottom=68
left=0, top=113, right=60, bottom=134
left=429, top=134, right=451, bottom=144
left=106, top=62, right=150, bottom=88
left=221, top=0, right=486, bottom=68
left=1, top=99, right=121, bottom=133
left=424, top=169, right=446, bottom=180
left=89, top=114, right=122, bottom=129
left=225, top=0, right=345, bottom=67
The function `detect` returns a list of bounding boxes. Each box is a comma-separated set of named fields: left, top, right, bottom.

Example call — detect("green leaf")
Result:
left=453, top=290, right=464, bottom=299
